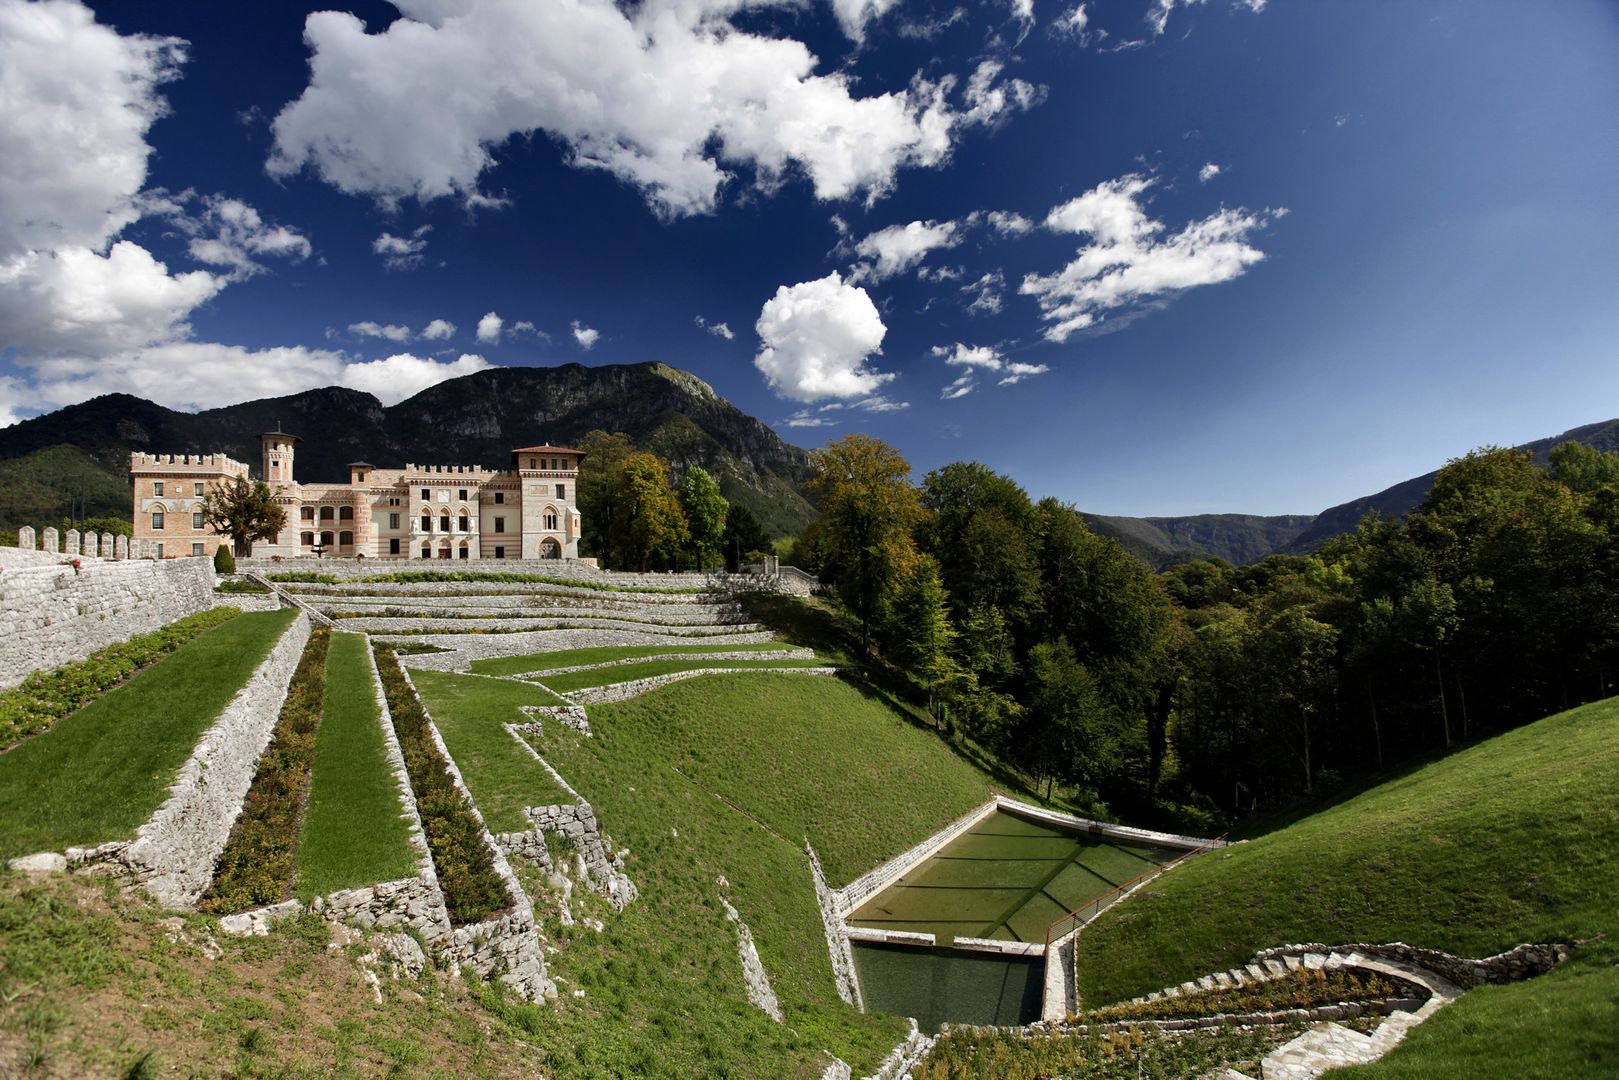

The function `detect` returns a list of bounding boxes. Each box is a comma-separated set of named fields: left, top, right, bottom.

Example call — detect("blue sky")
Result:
left=2, top=0, right=1617, bottom=516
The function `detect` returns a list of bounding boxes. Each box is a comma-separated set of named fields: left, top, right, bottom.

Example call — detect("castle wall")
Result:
left=0, top=550, right=216, bottom=690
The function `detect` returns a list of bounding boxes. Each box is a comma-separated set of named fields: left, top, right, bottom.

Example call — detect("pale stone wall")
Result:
left=564, top=666, right=839, bottom=705
left=0, top=551, right=216, bottom=690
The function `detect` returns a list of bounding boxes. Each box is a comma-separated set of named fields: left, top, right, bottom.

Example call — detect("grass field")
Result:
left=0, top=610, right=297, bottom=861
left=1069, top=693, right=1619, bottom=1078
left=470, top=641, right=788, bottom=678
left=296, top=632, right=419, bottom=900
left=534, top=657, right=831, bottom=695
left=410, top=671, right=574, bottom=831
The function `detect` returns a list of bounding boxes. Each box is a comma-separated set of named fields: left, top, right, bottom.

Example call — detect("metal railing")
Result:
left=1044, top=833, right=1229, bottom=947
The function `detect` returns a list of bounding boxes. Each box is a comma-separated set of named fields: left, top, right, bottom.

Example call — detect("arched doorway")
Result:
left=539, top=537, right=561, bottom=560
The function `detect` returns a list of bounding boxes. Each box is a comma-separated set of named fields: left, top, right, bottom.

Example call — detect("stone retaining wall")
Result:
left=276, top=580, right=730, bottom=604
left=395, top=628, right=778, bottom=670
left=111, top=613, right=311, bottom=907
left=509, top=648, right=814, bottom=679
left=565, top=666, right=839, bottom=704
left=310, top=593, right=741, bottom=614
left=0, top=551, right=216, bottom=689
left=1252, top=941, right=1569, bottom=990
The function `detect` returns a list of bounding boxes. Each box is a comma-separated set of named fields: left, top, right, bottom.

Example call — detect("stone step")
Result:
left=1264, top=958, right=1288, bottom=977
left=1197, top=975, right=1216, bottom=991
left=1303, top=952, right=1327, bottom=970
left=1283, top=954, right=1303, bottom=971
left=1213, top=971, right=1235, bottom=988
left=1245, top=963, right=1269, bottom=981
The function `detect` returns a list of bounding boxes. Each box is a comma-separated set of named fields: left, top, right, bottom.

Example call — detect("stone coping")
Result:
left=504, top=647, right=813, bottom=679
left=391, top=628, right=779, bottom=671
left=563, top=665, right=840, bottom=704
left=358, top=616, right=764, bottom=636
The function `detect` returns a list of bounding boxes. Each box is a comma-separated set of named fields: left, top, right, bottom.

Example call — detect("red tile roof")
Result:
left=511, top=444, right=583, bottom=455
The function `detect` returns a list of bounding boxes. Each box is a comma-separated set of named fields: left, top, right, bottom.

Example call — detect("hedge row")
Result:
left=371, top=643, right=510, bottom=924
left=0, top=607, right=243, bottom=750
left=199, top=627, right=331, bottom=913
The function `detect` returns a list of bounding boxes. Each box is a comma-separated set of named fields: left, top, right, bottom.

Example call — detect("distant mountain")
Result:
left=0, top=363, right=817, bottom=538
left=1084, top=418, right=1619, bottom=568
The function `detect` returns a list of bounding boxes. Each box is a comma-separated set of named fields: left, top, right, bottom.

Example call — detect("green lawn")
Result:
left=0, top=610, right=298, bottom=860
left=410, top=672, right=575, bottom=832
left=469, top=641, right=788, bottom=678
left=1071, top=694, right=1619, bottom=1078
left=296, top=633, right=419, bottom=900
left=536, top=657, right=830, bottom=695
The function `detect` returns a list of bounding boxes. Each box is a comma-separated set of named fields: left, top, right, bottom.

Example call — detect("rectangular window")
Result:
left=494, top=545, right=505, bottom=559
left=493, top=491, right=504, bottom=504
left=192, top=543, right=204, bottom=557
left=155, top=543, right=164, bottom=559
left=421, top=487, right=431, bottom=500
left=194, top=482, right=204, bottom=496
left=389, top=538, right=400, bottom=555
left=151, top=511, right=164, bottom=529
left=494, top=516, right=505, bottom=533
left=458, top=488, right=468, bottom=501
left=421, top=514, right=432, bottom=533
left=389, top=513, right=400, bottom=529
left=556, top=484, right=565, bottom=501
left=192, top=511, right=204, bottom=529
left=153, top=482, right=164, bottom=497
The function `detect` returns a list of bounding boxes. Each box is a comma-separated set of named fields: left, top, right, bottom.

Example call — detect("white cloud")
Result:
left=782, top=410, right=838, bottom=428
left=1057, top=3, right=1088, bottom=36
left=0, top=0, right=185, bottom=261
left=572, top=321, right=600, bottom=349
left=421, top=317, right=456, bottom=341
left=695, top=315, right=735, bottom=340
left=931, top=342, right=1048, bottom=396
left=1199, top=161, right=1223, bottom=182
left=1008, top=0, right=1035, bottom=24
left=268, top=0, right=1040, bottom=219
left=476, top=311, right=504, bottom=343
left=850, top=218, right=962, bottom=282
left=1020, top=173, right=1280, bottom=342
left=153, top=194, right=311, bottom=279
left=828, top=0, right=903, bottom=42
left=349, top=320, right=413, bottom=342
left=754, top=272, right=892, bottom=403
left=337, top=351, right=491, bottom=404
left=985, top=209, right=1034, bottom=235
left=372, top=225, right=431, bottom=270
left=962, top=270, right=1006, bottom=315
left=1148, top=0, right=1264, bottom=37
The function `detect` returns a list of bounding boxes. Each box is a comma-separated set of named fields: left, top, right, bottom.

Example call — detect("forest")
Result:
left=786, top=434, right=1619, bottom=830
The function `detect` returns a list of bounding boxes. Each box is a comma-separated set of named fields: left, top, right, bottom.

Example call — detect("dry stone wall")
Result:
left=0, top=549, right=216, bottom=689
left=565, top=666, right=839, bottom=704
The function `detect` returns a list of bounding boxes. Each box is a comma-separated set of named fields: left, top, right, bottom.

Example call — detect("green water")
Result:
left=848, top=809, right=1183, bottom=945
left=852, top=942, right=1044, bottom=1031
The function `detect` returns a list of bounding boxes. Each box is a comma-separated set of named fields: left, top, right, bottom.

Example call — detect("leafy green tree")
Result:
left=919, top=462, right=1042, bottom=635
left=807, top=434, right=924, bottom=654
left=1025, top=639, right=1122, bottom=802
left=576, top=430, right=637, bottom=562
left=888, top=556, right=964, bottom=725
left=609, top=453, right=689, bottom=571
left=676, top=466, right=729, bottom=570
left=722, top=503, right=772, bottom=571
left=200, top=475, right=286, bottom=557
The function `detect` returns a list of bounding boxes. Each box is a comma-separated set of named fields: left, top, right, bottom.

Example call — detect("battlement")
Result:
left=130, top=452, right=251, bottom=474
left=403, top=463, right=491, bottom=476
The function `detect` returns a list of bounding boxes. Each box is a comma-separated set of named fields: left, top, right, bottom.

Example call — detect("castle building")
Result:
left=130, top=431, right=586, bottom=561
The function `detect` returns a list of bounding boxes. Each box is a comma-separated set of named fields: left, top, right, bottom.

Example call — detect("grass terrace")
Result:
left=0, top=610, right=297, bottom=861
left=268, top=570, right=702, bottom=594
left=533, top=657, right=831, bottom=695
left=469, top=641, right=789, bottom=677
left=296, top=632, right=418, bottom=900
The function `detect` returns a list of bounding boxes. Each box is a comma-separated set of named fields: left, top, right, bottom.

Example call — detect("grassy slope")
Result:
left=536, top=657, right=830, bottom=694
left=1076, top=694, right=1619, bottom=1078
left=0, top=610, right=297, bottom=860
left=296, top=632, right=418, bottom=900
left=470, top=641, right=787, bottom=677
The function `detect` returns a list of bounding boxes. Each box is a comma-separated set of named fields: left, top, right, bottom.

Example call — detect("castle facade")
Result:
left=131, top=431, right=585, bottom=561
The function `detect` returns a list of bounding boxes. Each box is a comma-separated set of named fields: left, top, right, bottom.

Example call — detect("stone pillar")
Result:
left=115, top=534, right=129, bottom=560
left=65, top=529, right=81, bottom=557
left=84, top=532, right=99, bottom=558
left=16, top=525, right=35, bottom=550
left=102, top=532, right=115, bottom=559
left=129, top=537, right=145, bottom=559
left=42, top=526, right=59, bottom=554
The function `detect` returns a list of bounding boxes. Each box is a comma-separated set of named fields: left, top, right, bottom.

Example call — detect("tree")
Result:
left=609, top=452, right=689, bottom=571
left=213, top=544, right=236, bottom=574
left=888, top=557, right=964, bottom=725
left=806, top=434, right=924, bottom=654
left=722, top=503, right=772, bottom=571
left=201, top=475, right=286, bottom=557
left=576, top=430, right=637, bottom=562
left=1025, top=640, right=1122, bottom=802
left=677, top=466, right=729, bottom=570
left=919, top=463, right=1042, bottom=635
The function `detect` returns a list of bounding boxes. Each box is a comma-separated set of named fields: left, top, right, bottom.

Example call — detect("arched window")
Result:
left=459, top=514, right=470, bottom=532
left=459, top=542, right=470, bottom=560
left=339, top=531, right=353, bottom=546
left=421, top=514, right=432, bottom=533
left=300, top=506, right=314, bottom=521
left=440, top=514, right=451, bottom=533
left=421, top=544, right=431, bottom=558
left=320, top=531, right=335, bottom=547
left=339, top=506, right=354, bottom=520
left=301, top=531, right=314, bottom=546
left=319, top=506, right=335, bottom=521
left=544, top=509, right=558, bottom=531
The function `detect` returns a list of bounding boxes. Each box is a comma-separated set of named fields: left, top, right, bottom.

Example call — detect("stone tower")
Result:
left=259, top=426, right=300, bottom=492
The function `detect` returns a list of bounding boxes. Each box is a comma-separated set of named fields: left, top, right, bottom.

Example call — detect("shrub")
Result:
left=0, top=608, right=243, bottom=750
left=1083, top=968, right=1415, bottom=1024
left=213, top=545, right=236, bottom=574
left=199, top=628, right=331, bottom=913
left=214, top=579, right=270, bottom=595
left=371, top=643, right=510, bottom=923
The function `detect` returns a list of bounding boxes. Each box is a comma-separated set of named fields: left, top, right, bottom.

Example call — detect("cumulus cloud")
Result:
left=850, top=219, right=962, bottom=283
left=337, top=351, right=491, bottom=403
left=268, top=0, right=1041, bottom=218
left=695, top=315, right=735, bottom=340
left=348, top=320, right=413, bottom=342
left=754, top=272, right=893, bottom=403
left=421, top=318, right=456, bottom=341
left=931, top=342, right=1048, bottom=396
left=0, top=0, right=185, bottom=261
left=962, top=270, right=1006, bottom=315
left=476, top=311, right=504, bottom=343
left=373, top=225, right=431, bottom=270
left=1199, top=161, right=1223, bottom=182
left=571, top=321, right=600, bottom=349
left=1020, top=173, right=1279, bottom=342
left=148, top=193, right=311, bottom=279
left=984, top=209, right=1034, bottom=235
